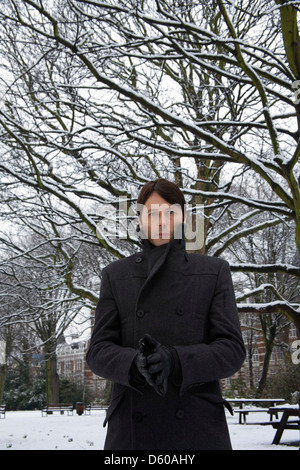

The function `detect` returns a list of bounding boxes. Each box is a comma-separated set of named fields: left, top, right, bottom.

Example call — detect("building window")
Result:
left=270, top=347, right=284, bottom=363
left=252, top=348, right=260, bottom=363
left=289, top=324, right=297, bottom=339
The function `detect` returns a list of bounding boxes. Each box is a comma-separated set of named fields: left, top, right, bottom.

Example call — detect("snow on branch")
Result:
left=237, top=301, right=300, bottom=329
left=230, top=262, right=300, bottom=278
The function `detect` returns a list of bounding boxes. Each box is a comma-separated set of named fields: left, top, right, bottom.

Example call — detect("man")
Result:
left=86, top=178, right=245, bottom=450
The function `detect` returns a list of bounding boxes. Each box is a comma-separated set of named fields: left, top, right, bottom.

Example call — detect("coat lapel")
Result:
left=134, top=240, right=171, bottom=314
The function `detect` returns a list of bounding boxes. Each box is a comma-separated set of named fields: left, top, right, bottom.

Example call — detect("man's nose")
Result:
left=159, top=212, right=168, bottom=226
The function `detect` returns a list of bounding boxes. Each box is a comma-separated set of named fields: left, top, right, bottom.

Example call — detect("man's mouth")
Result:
left=158, top=232, right=170, bottom=238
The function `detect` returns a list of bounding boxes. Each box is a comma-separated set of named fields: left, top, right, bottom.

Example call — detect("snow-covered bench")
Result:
left=0, top=405, right=6, bottom=419
left=228, top=398, right=285, bottom=424
left=84, top=403, right=109, bottom=415
left=41, top=403, right=74, bottom=416
left=234, top=408, right=270, bottom=424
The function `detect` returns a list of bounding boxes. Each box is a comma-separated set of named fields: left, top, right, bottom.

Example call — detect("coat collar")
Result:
left=133, top=225, right=189, bottom=322
left=137, top=224, right=189, bottom=267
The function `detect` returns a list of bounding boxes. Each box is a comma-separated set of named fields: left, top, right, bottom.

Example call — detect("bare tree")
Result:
left=0, top=223, right=97, bottom=403
left=0, top=0, right=299, bottom=337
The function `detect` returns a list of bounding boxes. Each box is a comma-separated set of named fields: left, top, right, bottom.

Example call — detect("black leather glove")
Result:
left=133, top=351, right=156, bottom=388
left=138, top=334, right=174, bottom=396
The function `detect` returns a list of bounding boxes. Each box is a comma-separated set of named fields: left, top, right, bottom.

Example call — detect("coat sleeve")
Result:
left=173, top=260, right=246, bottom=395
left=86, top=267, right=138, bottom=388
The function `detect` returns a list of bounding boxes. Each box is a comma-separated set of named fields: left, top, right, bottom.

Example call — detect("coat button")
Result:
left=176, top=409, right=184, bottom=419
left=135, top=257, right=143, bottom=263
left=176, top=306, right=184, bottom=316
left=136, top=309, right=145, bottom=318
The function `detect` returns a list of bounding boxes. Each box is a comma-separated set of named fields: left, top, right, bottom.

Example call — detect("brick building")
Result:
left=224, top=315, right=298, bottom=394
left=56, top=340, right=106, bottom=400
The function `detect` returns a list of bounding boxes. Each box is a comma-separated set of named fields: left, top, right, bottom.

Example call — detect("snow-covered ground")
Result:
left=0, top=409, right=299, bottom=451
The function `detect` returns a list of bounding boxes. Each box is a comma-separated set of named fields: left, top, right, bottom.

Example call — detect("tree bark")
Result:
left=44, top=348, right=59, bottom=404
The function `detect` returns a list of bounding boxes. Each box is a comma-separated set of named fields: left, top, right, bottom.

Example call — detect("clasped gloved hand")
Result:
left=135, top=334, right=174, bottom=396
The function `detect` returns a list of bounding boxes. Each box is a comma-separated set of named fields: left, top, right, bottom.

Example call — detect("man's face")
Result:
left=138, top=192, right=183, bottom=246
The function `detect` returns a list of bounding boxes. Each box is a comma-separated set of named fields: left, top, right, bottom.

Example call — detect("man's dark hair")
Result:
left=137, top=178, right=186, bottom=215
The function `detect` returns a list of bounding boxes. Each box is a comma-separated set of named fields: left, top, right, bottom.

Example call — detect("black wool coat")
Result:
left=86, top=237, right=246, bottom=450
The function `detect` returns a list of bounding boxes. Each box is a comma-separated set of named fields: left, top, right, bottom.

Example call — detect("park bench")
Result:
left=228, top=398, right=285, bottom=424
left=0, top=405, right=6, bottom=419
left=41, top=403, right=74, bottom=417
left=234, top=407, right=270, bottom=424
left=84, top=403, right=109, bottom=415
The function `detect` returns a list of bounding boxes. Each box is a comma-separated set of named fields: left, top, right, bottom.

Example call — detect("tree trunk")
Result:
left=0, top=339, right=8, bottom=404
left=0, top=364, right=6, bottom=404
left=277, top=0, right=300, bottom=257
left=277, top=0, right=300, bottom=80
left=255, top=342, right=273, bottom=398
left=45, top=350, right=59, bottom=404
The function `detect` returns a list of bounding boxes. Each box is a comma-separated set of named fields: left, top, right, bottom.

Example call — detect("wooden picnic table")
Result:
left=268, top=406, right=300, bottom=445
left=227, top=399, right=286, bottom=424
left=227, top=398, right=286, bottom=409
